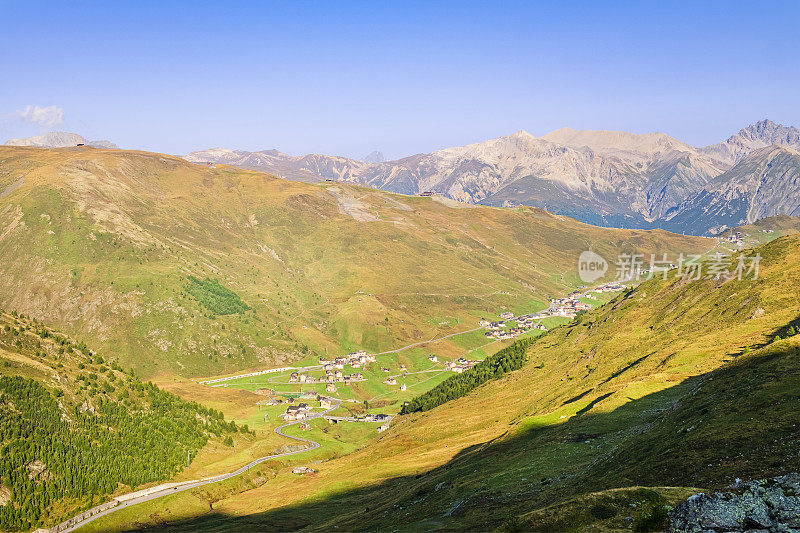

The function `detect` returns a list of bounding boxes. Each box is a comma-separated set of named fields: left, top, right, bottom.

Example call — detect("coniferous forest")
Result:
left=401, top=337, right=535, bottom=414
left=0, top=311, right=247, bottom=531
left=185, top=276, right=251, bottom=316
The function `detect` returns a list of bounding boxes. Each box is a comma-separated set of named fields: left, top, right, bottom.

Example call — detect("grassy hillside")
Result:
left=0, top=311, right=245, bottom=531
left=0, top=146, right=710, bottom=379
left=86, top=234, right=800, bottom=532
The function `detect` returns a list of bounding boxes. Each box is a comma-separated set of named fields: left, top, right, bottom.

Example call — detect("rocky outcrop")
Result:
left=668, top=473, right=800, bottom=532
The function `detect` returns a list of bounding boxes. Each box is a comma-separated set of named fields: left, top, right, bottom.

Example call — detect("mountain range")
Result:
left=3, top=131, right=118, bottom=149
left=185, top=119, right=800, bottom=235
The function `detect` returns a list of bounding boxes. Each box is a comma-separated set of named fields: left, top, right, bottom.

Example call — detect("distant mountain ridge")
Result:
left=184, top=120, right=800, bottom=235
left=661, top=145, right=800, bottom=235
left=700, top=119, right=800, bottom=166
left=4, top=131, right=118, bottom=149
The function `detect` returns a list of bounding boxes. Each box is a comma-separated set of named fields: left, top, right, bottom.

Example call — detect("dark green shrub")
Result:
left=590, top=503, right=617, bottom=519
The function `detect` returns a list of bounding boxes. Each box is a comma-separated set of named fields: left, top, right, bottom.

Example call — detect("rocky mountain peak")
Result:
left=734, top=118, right=800, bottom=145
left=702, top=119, right=800, bottom=166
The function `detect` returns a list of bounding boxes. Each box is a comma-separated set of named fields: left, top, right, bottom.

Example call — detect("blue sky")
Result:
left=1, top=1, right=798, bottom=158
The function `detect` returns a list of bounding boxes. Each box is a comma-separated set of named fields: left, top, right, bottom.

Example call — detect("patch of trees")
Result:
left=775, top=315, right=800, bottom=341
left=185, top=276, right=250, bottom=315
left=0, top=375, right=243, bottom=531
left=400, top=338, right=535, bottom=415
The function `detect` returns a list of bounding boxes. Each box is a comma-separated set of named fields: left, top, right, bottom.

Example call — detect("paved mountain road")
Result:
left=55, top=401, right=341, bottom=533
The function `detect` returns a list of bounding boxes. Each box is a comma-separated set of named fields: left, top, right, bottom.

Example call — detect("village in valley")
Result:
left=480, top=281, right=624, bottom=341
left=195, top=280, right=626, bottom=469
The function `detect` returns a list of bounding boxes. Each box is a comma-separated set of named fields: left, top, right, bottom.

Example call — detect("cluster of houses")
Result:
left=279, top=395, right=338, bottom=421
left=290, top=369, right=365, bottom=385
left=592, top=282, right=624, bottom=293
left=540, top=283, right=623, bottom=318
left=479, top=283, right=626, bottom=338
left=280, top=402, right=311, bottom=421
left=284, top=351, right=374, bottom=386
left=327, top=412, right=391, bottom=426
left=445, top=357, right=478, bottom=373
left=480, top=314, right=547, bottom=340
left=545, top=295, right=592, bottom=319
left=289, top=369, right=364, bottom=384
left=319, top=351, right=376, bottom=369
left=720, top=231, right=745, bottom=247
left=483, top=316, right=550, bottom=340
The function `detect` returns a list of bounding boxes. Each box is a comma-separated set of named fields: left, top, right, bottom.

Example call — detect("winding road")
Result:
left=54, top=400, right=341, bottom=533
left=373, top=326, right=484, bottom=355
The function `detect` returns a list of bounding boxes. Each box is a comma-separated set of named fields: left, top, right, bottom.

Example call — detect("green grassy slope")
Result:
left=0, top=146, right=711, bottom=379
left=90, top=234, right=800, bottom=532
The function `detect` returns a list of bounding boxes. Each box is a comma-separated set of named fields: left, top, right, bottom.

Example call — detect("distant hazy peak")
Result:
left=541, top=126, right=692, bottom=155
left=258, top=149, right=286, bottom=157
left=4, top=131, right=118, bottom=149
left=510, top=129, right=535, bottom=139
left=540, top=126, right=577, bottom=141
left=363, top=151, right=386, bottom=163
left=88, top=139, right=118, bottom=149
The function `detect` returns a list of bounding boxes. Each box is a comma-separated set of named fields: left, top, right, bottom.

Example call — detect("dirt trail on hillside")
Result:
left=327, top=187, right=378, bottom=222
left=0, top=347, right=52, bottom=372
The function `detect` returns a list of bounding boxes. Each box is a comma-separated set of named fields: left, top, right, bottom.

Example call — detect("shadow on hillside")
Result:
left=126, top=343, right=800, bottom=532
left=727, top=313, right=800, bottom=357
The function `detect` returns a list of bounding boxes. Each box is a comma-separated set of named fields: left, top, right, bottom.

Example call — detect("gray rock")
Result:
left=668, top=474, right=800, bottom=533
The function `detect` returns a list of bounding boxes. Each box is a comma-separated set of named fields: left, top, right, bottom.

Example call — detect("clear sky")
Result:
left=1, top=0, right=798, bottom=159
